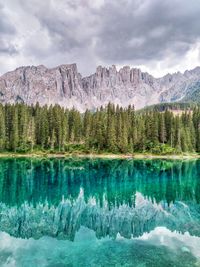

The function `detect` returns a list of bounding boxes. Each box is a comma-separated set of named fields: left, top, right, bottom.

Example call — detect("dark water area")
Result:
left=0, top=158, right=200, bottom=266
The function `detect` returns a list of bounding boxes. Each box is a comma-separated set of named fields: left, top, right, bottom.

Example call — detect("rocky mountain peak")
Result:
left=0, top=63, right=200, bottom=111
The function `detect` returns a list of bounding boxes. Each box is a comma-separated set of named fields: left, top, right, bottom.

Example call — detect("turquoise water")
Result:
left=0, top=158, right=200, bottom=266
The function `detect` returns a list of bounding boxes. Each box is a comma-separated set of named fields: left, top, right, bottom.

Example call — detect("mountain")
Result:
left=1, top=64, right=200, bottom=111
left=182, top=81, right=200, bottom=102
left=159, top=67, right=200, bottom=103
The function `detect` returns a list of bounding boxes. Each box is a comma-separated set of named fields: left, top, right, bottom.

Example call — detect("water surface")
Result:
left=0, top=158, right=200, bottom=266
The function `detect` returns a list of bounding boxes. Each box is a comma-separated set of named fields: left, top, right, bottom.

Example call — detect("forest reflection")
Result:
left=0, top=158, right=199, bottom=207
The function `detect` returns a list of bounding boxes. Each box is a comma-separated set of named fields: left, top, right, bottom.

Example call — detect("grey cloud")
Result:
left=0, top=4, right=18, bottom=57
left=95, top=0, right=200, bottom=64
left=12, top=0, right=102, bottom=74
left=0, top=41, right=18, bottom=55
left=0, top=3, right=16, bottom=34
left=18, top=0, right=99, bottom=51
left=0, top=0, right=200, bottom=76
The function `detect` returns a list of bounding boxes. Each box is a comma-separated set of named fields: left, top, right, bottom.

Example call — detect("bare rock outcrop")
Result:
left=0, top=63, right=200, bottom=111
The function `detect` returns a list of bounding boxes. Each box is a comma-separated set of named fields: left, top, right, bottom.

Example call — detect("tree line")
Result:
left=0, top=102, right=199, bottom=154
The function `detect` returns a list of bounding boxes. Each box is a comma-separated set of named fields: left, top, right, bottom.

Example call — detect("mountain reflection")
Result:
left=0, top=158, right=200, bottom=240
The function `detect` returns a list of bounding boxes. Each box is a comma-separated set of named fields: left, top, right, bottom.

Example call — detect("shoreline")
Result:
left=0, top=152, right=199, bottom=160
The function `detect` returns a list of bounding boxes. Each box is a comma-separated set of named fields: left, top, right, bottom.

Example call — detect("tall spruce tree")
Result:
left=0, top=102, right=198, bottom=154
left=10, top=106, right=19, bottom=152
left=0, top=105, right=5, bottom=151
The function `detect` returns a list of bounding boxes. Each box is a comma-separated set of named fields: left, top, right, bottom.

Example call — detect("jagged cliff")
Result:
left=1, top=64, right=200, bottom=110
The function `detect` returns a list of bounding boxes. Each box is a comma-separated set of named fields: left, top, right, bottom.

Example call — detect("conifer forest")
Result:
left=0, top=102, right=199, bottom=154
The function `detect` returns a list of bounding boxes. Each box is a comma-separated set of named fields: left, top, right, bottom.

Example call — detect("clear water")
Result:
left=0, top=158, right=200, bottom=267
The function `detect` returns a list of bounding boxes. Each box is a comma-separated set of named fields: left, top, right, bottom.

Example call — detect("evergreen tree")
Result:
left=27, top=117, right=35, bottom=152
left=174, top=116, right=182, bottom=153
left=159, top=114, right=166, bottom=144
left=10, top=106, right=19, bottom=152
left=0, top=105, right=5, bottom=151
left=40, top=107, right=49, bottom=149
left=106, top=103, right=116, bottom=152
left=0, top=102, right=198, bottom=154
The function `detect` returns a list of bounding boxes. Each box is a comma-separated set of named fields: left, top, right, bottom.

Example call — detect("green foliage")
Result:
left=0, top=102, right=199, bottom=154
left=151, top=144, right=176, bottom=155
left=138, top=102, right=196, bottom=113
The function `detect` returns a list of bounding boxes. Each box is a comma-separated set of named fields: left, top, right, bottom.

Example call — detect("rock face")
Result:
left=1, top=64, right=200, bottom=111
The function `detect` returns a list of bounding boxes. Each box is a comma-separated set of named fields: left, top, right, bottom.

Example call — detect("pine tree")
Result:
left=50, top=128, right=56, bottom=151
left=61, top=110, right=68, bottom=151
left=119, top=111, right=128, bottom=153
left=0, top=105, right=5, bottom=151
left=174, top=116, right=182, bottom=153
left=159, top=114, right=166, bottom=144
left=18, top=104, right=29, bottom=151
left=83, top=109, right=92, bottom=148
left=10, top=106, right=19, bottom=152
left=106, top=103, right=116, bottom=152
left=0, top=102, right=198, bottom=154
left=27, top=117, right=35, bottom=152
left=40, top=107, right=49, bottom=149
left=136, top=118, right=146, bottom=151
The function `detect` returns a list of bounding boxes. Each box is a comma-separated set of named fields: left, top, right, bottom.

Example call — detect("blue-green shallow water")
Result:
left=0, top=158, right=200, bottom=266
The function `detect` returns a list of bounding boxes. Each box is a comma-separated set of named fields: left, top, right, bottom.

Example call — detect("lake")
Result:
left=0, top=158, right=200, bottom=266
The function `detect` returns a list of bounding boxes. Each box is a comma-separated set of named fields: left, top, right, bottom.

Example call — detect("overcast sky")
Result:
left=0, top=0, right=200, bottom=77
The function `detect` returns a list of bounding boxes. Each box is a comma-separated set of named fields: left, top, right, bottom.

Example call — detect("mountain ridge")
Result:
left=0, top=63, right=200, bottom=111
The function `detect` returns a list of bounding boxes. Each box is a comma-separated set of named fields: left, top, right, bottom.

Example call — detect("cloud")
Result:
left=95, top=0, right=200, bottom=63
left=0, top=0, right=200, bottom=77
left=0, top=4, right=18, bottom=57
left=0, top=43, right=17, bottom=55
left=0, top=4, right=15, bottom=35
